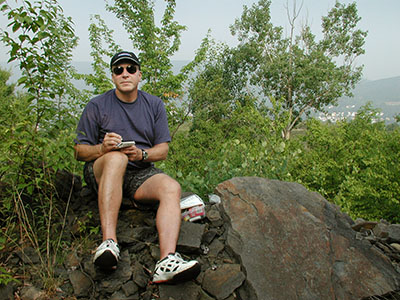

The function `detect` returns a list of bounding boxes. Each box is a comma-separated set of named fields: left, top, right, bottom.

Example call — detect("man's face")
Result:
left=111, top=62, right=142, bottom=94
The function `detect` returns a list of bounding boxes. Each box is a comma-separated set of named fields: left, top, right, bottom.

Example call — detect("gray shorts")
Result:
left=83, top=161, right=164, bottom=199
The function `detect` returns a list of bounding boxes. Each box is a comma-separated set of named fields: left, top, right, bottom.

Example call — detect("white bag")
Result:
left=180, top=194, right=206, bottom=222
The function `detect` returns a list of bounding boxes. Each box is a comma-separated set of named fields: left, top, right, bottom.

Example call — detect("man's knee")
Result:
left=93, top=151, right=128, bottom=181
left=99, top=151, right=129, bottom=168
left=167, top=178, right=181, bottom=197
left=154, top=175, right=181, bottom=199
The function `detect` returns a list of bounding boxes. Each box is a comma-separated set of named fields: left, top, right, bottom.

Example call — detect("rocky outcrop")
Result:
left=215, top=177, right=400, bottom=300
left=1, top=176, right=400, bottom=299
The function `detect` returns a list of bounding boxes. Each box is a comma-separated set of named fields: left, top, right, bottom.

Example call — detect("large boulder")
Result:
left=215, top=177, right=400, bottom=300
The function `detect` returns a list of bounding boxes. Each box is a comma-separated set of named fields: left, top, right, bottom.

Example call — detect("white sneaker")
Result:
left=93, top=239, right=120, bottom=270
left=152, top=252, right=201, bottom=284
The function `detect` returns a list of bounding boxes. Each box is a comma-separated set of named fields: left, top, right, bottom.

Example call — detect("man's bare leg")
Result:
left=93, top=151, right=128, bottom=243
left=134, top=174, right=181, bottom=259
left=134, top=173, right=201, bottom=283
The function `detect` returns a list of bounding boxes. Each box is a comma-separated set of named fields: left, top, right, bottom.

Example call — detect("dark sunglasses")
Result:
left=112, top=65, right=138, bottom=76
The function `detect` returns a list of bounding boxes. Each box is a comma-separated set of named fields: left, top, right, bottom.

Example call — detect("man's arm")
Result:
left=142, top=142, right=169, bottom=162
left=74, top=144, right=104, bottom=162
left=74, top=132, right=122, bottom=162
left=121, top=142, right=169, bottom=162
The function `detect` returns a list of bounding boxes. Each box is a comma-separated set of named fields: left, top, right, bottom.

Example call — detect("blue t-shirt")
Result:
left=75, top=89, right=171, bottom=168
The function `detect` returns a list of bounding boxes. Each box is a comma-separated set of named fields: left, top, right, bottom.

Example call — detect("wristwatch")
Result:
left=141, top=149, right=148, bottom=161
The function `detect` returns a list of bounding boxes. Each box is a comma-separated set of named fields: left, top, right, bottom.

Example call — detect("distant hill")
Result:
left=323, top=76, right=400, bottom=123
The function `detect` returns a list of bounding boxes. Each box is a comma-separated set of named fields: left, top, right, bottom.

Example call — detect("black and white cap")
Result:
left=110, top=51, right=140, bottom=68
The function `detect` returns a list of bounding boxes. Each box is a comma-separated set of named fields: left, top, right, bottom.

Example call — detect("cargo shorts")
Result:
left=83, top=161, right=164, bottom=200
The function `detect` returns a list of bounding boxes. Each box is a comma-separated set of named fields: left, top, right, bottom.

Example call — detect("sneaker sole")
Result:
left=94, top=250, right=118, bottom=270
left=153, top=262, right=201, bottom=284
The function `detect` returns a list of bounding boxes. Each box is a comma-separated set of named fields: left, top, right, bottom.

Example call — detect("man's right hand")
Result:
left=101, top=132, right=122, bottom=153
left=74, top=132, right=125, bottom=162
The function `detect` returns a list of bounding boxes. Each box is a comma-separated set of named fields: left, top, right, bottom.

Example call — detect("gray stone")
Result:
left=202, top=229, right=218, bottom=245
left=69, top=270, right=92, bottom=297
left=19, top=285, right=45, bottom=300
left=118, top=225, right=156, bottom=244
left=80, top=185, right=93, bottom=198
left=132, top=261, right=149, bottom=288
left=118, top=226, right=137, bottom=244
left=121, top=209, right=156, bottom=227
left=202, top=264, right=245, bottom=300
left=150, top=244, right=160, bottom=260
left=122, top=281, right=139, bottom=297
left=64, top=249, right=81, bottom=270
left=206, top=205, right=223, bottom=227
left=373, top=223, right=389, bottom=239
left=0, top=282, right=16, bottom=300
left=215, top=177, right=400, bottom=300
left=129, top=242, right=147, bottom=254
left=82, top=258, right=101, bottom=280
left=99, top=250, right=132, bottom=294
left=159, top=281, right=202, bottom=300
left=16, top=247, right=40, bottom=264
left=110, top=250, right=133, bottom=281
left=391, top=243, right=400, bottom=252
left=199, top=289, right=215, bottom=300
left=351, top=220, right=377, bottom=231
left=388, top=224, right=400, bottom=243
left=208, top=238, right=224, bottom=257
left=177, top=221, right=205, bottom=253
left=110, top=290, right=139, bottom=300
left=133, top=226, right=157, bottom=243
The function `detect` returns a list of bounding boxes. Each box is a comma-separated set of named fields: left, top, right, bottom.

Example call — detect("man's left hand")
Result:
left=120, top=146, right=142, bottom=161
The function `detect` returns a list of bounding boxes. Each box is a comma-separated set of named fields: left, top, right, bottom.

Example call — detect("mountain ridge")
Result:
left=330, top=75, right=400, bottom=122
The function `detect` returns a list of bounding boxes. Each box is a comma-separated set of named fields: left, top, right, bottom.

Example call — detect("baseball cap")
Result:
left=110, top=51, right=141, bottom=68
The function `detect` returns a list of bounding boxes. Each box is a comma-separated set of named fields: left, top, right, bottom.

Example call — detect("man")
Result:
left=74, top=51, right=200, bottom=284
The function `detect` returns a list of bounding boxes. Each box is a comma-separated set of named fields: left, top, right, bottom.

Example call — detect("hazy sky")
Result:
left=1, top=0, right=399, bottom=81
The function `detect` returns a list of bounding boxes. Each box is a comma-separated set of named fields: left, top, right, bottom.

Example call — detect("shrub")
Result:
left=290, top=105, right=400, bottom=222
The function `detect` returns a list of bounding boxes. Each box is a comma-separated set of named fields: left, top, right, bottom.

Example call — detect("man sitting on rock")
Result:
left=73, top=50, right=200, bottom=284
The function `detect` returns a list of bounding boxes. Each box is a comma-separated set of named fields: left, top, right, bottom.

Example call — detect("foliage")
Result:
left=162, top=98, right=296, bottom=198
left=0, top=266, right=18, bottom=285
left=78, top=14, right=120, bottom=95
left=290, top=105, right=400, bottom=222
left=184, top=33, right=262, bottom=128
left=0, top=0, right=80, bottom=197
left=229, top=0, right=367, bottom=139
left=0, top=0, right=83, bottom=291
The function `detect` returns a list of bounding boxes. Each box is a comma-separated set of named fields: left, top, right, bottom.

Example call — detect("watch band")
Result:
left=141, top=149, right=148, bottom=161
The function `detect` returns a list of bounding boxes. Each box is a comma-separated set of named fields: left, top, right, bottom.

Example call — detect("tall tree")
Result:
left=186, top=32, right=259, bottom=128
left=1, top=0, right=79, bottom=132
left=230, top=0, right=367, bottom=139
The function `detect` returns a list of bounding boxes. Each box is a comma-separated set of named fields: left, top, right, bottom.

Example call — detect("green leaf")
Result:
left=12, top=21, right=21, bottom=32
left=37, top=31, right=49, bottom=40
left=1, top=3, right=8, bottom=12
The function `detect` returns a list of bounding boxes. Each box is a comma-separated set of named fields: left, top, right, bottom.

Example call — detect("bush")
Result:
left=161, top=103, right=295, bottom=198
left=290, top=105, right=400, bottom=222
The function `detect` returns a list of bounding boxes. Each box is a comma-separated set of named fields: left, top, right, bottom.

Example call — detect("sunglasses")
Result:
left=112, top=65, right=138, bottom=76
